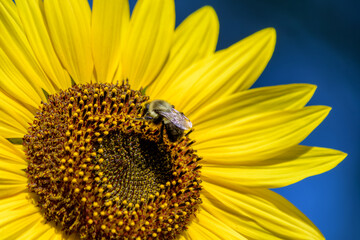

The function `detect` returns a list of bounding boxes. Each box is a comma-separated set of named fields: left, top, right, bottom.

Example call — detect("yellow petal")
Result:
left=15, top=0, right=71, bottom=90
left=0, top=91, right=34, bottom=122
left=0, top=200, right=38, bottom=224
left=148, top=6, right=219, bottom=97
left=0, top=170, right=27, bottom=184
left=13, top=145, right=24, bottom=152
left=0, top=194, right=59, bottom=239
left=202, top=182, right=324, bottom=239
left=178, top=231, right=191, bottom=240
left=0, top=150, right=27, bottom=197
left=195, top=106, right=330, bottom=164
left=187, top=221, right=223, bottom=240
left=191, top=208, right=247, bottom=239
left=0, top=200, right=50, bottom=240
left=0, top=123, right=25, bottom=139
left=0, top=92, right=34, bottom=138
left=122, top=0, right=175, bottom=89
left=191, top=84, right=316, bottom=130
left=0, top=163, right=26, bottom=197
left=91, top=0, right=129, bottom=83
left=203, top=202, right=277, bottom=240
left=202, top=145, right=347, bottom=188
left=0, top=184, right=27, bottom=198
left=158, top=28, right=276, bottom=115
left=0, top=161, right=26, bottom=178
left=44, top=0, right=93, bottom=84
left=0, top=193, right=30, bottom=212
left=38, top=231, right=62, bottom=240
left=0, top=0, right=55, bottom=98
left=0, top=136, right=27, bottom=165
left=0, top=49, right=43, bottom=109
left=16, top=217, right=57, bottom=240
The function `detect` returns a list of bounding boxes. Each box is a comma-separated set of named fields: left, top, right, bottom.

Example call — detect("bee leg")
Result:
left=159, top=122, right=165, bottom=143
left=152, top=117, right=162, bottom=125
left=134, top=116, right=153, bottom=121
left=142, top=103, right=149, bottom=115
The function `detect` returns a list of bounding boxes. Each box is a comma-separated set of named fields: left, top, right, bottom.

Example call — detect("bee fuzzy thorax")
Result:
left=141, top=100, right=193, bottom=142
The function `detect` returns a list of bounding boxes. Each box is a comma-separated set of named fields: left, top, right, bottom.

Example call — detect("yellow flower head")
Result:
left=0, top=0, right=346, bottom=239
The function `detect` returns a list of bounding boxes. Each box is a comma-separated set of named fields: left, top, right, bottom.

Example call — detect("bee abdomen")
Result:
left=165, top=123, right=184, bottom=142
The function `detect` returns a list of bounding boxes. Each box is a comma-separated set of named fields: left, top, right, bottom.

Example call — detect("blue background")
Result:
left=90, top=0, right=359, bottom=239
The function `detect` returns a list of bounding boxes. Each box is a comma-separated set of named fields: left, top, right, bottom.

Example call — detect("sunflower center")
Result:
left=24, top=82, right=202, bottom=239
left=93, top=130, right=173, bottom=203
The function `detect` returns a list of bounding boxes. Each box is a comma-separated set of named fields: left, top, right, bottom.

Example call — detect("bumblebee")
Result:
left=140, top=100, right=192, bottom=142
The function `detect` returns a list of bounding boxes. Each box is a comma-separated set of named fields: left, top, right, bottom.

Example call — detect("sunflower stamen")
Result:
left=24, top=82, right=202, bottom=239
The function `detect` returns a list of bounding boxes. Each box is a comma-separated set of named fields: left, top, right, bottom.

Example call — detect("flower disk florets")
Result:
left=24, top=82, right=202, bottom=239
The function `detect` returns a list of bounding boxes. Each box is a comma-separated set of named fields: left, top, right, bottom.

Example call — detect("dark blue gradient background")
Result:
left=90, top=0, right=360, bottom=239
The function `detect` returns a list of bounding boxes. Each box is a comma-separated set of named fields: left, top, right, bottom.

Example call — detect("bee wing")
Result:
left=157, top=108, right=192, bottom=130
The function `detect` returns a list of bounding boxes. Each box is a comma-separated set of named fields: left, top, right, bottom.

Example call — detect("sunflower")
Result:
left=0, top=0, right=346, bottom=239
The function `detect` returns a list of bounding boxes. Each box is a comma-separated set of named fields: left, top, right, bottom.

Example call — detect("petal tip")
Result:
left=200, top=5, right=217, bottom=17
left=196, top=6, right=219, bottom=30
left=252, top=27, right=277, bottom=59
left=315, top=105, right=332, bottom=115
left=323, top=105, right=332, bottom=113
left=298, top=83, right=317, bottom=97
left=339, top=151, right=348, bottom=161
left=310, top=105, right=332, bottom=121
left=261, top=27, right=276, bottom=40
left=266, top=27, right=277, bottom=47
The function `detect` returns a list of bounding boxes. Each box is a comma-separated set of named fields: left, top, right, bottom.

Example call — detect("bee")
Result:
left=139, top=100, right=192, bottom=142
